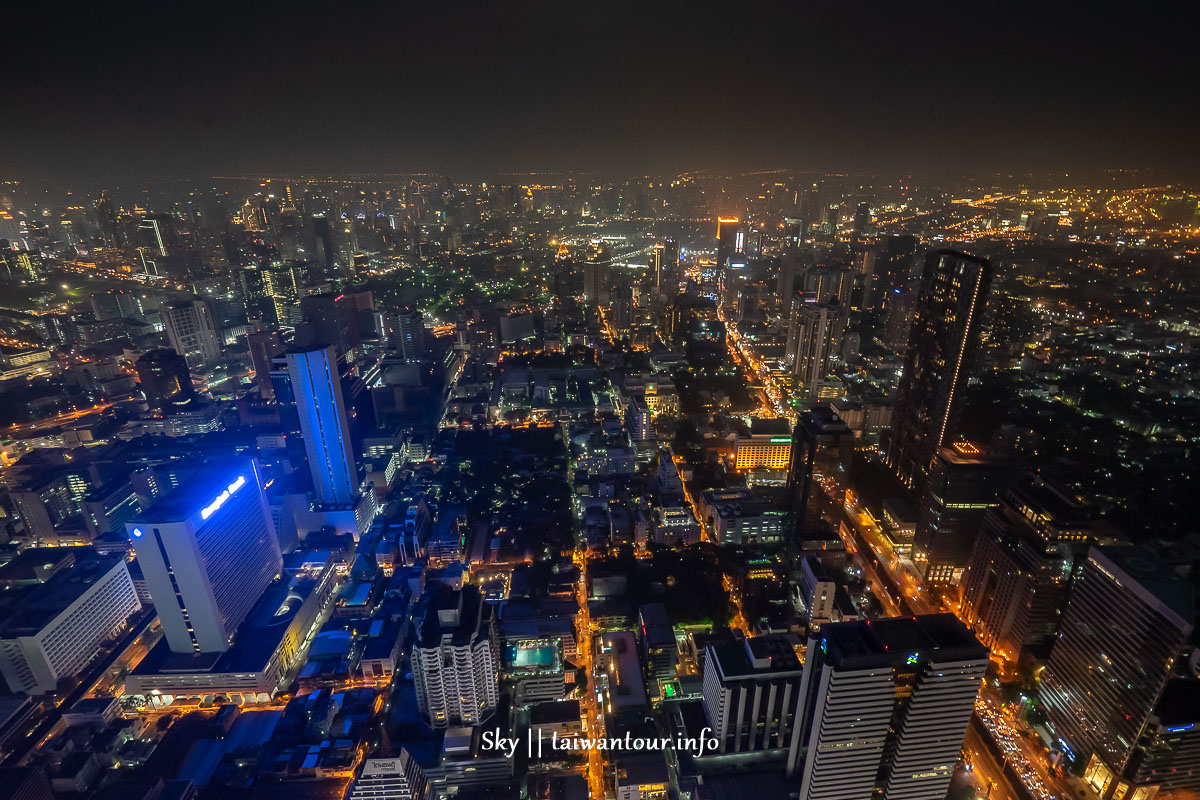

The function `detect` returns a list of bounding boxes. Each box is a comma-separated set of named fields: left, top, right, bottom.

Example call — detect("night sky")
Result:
left=4, top=1, right=1196, bottom=182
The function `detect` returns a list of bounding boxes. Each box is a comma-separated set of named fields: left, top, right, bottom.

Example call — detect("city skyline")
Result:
left=0, top=6, right=1197, bottom=800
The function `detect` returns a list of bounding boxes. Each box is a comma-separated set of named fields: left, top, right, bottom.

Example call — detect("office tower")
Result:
left=703, top=635, right=805, bottom=755
left=789, top=408, right=853, bottom=529
left=311, top=214, right=335, bottom=274
left=852, top=247, right=878, bottom=310
left=1039, top=546, right=1194, bottom=796
left=350, top=751, right=429, bottom=800
left=263, top=262, right=302, bottom=328
left=583, top=258, right=608, bottom=306
left=887, top=250, right=992, bottom=489
left=960, top=473, right=1094, bottom=664
left=395, top=305, right=426, bottom=361
left=880, top=234, right=919, bottom=291
left=286, top=344, right=358, bottom=506
left=799, top=556, right=837, bottom=628
left=1125, top=680, right=1200, bottom=798
left=246, top=330, right=284, bottom=399
left=789, top=614, right=988, bottom=800
left=881, top=281, right=917, bottom=350
left=411, top=584, right=499, bottom=728
left=786, top=299, right=842, bottom=398
left=0, top=552, right=141, bottom=694
left=627, top=395, right=653, bottom=442
left=161, top=298, right=222, bottom=370
left=913, top=442, right=1015, bottom=585
left=800, top=266, right=850, bottom=306
left=134, top=348, right=194, bottom=410
left=636, top=603, right=676, bottom=684
left=127, top=459, right=280, bottom=655
left=95, top=193, right=124, bottom=248
left=655, top=238, right=680, bottom=294
left=715, top=216, right=743, bottom=271
left=852, top=201, right=870, bottom=237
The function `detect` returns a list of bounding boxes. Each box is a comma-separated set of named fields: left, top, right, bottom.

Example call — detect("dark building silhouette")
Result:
left=887, top=249, right=992, bottom=490
left=134, top=349, right=193, bottom=410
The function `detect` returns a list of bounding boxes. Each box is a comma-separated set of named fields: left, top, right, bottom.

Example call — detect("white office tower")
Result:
left=0, top=552, right=142, bottom=694
left=349, top=750, right=429, bottom=800
left=286, top=344, right=358, bottom=506
left=702, top=635, right=805, bottom=755
left=788, top=614, right=988, bottom=800
left=126, top=459, right=282, bottom=654
left=161, top=298, right=221, bottom=369
left=412, top=584, right=499, bottom=728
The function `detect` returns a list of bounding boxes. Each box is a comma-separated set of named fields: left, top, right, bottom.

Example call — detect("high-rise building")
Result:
left=788, top=614, right=988, bottom=800
left=0, top=552, right=141, bottom=694
left=789, top=408, right=853, bottom=530
left=912, top=442, right=1015, bottom=585
left=1125, top=680, right=1200, bottom=799
left=126, top=459, right=281, bottom=654
left=246, top=331, right=284, bottom=399
left=786, top=299, right=842, bottom=398
left=959, top=473, right=1095, bottom=664
left=887, top=250, right=992, bottom=489
left=394, top=305, right=426, bottom=361
left=702, top=634, right=805, bottom=756
left=715, top=217, right=743, bottom=272
left=286, top=344, right=358, bottom=506
left=1039, top=546, right=1194, bottom=797
left=411, top=584, right=499, bottom=728
left=134, top=348, right=194, bottom=410
left=161, top=298, right=222, bottom=370
left=349, top=751, right=429, bottom=800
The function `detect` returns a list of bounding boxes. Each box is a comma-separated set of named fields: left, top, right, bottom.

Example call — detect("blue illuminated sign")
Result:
left=200, top=475, right=247, bottom=520
left=905, top=652, right=920, bottom=665
left=1167, top=724, right=1195, bottom=733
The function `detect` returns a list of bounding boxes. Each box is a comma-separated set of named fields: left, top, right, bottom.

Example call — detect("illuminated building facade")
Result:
left=287, top=344, right=359, bottom=506
left=735, top=417, right=793, bottom=473
left=1039, top=547, right=1194, bottom=799
left=789, top=614, right=988, bottom=800
left=886, top=250, right=992, bottom=490
left=912, top=442, right=1015, bottom=585
left=127, top=459, right=281, bottom=654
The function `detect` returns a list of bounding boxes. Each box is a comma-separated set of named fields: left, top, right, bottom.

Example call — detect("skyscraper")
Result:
left=959, top=473, right=1095, bottom=664
left=286, top=344, right=358, bottom=506
left=127, top=459, right=281, bottom=654
left=161, top=298, right=222, bottom=370
left=912, top=442, right=1015, bottom=585
left=394, top=305, right=426, bottom=361
left=1039, top=546, right=1194, bottom=797
left=702, top=635, right=805, bottom=755
left=788, top=614, right=988, bottom=800
left=786, top=299, right=842, bottom=398
left=715, top=217, right=743, bottom=272
left=411, top=584, right=499, bottom=728
left=887, top=249, right=992, bottom=489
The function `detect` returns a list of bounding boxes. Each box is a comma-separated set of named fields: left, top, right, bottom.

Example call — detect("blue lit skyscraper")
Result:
left=286, top=343, right=358, bottom=506
left=126, top=459, right=281, bottom=654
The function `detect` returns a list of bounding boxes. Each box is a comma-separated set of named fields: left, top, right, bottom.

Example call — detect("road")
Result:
left=576, top=555, right=609, bottom=799
left=4, top=609, right=156, bottom=767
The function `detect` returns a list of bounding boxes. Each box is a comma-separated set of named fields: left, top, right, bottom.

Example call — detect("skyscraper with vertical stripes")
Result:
left=788, top=614, right=988, bottom=800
